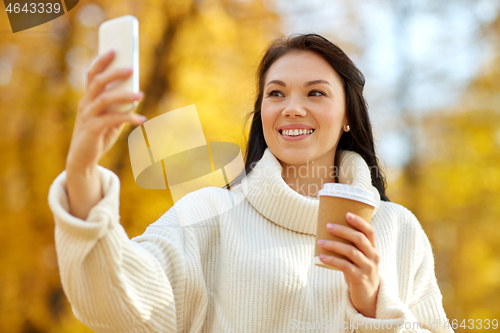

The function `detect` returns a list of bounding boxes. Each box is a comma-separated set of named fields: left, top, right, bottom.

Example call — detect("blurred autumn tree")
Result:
left=388, top=9, right=500, bottom=332
left=0, top=0, right=280, bottom=331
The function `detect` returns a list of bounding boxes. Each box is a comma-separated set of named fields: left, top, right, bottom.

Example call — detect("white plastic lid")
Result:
left=318, top=183, right=378, bottom=208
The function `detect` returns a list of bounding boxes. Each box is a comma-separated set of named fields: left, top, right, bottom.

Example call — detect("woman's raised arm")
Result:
left=47, top=50, right=185, bottom=331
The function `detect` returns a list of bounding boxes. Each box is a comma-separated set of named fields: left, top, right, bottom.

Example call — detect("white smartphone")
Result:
left=98, top=15, right=139, bottom=112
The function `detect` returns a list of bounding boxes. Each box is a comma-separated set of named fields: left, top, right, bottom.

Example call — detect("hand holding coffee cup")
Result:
left=314, top=183, right=378, bottom=271
left=314, top=183, right=381, bottom=318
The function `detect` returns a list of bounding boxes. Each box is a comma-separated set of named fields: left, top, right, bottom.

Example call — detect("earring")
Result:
left=345, top=125, right=350, bottom=132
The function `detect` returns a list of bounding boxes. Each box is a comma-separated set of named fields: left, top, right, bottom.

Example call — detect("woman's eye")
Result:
left=267, top=90, right=284, bottom=97
left=266, top=90, right=325, bottom=97
left=309, top=90, right=325, bottom=97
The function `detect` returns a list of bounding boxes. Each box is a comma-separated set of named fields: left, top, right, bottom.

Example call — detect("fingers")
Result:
left=325, top=222, right=374, bottom=259
left=319, top=253, right=357, bottom=276
left=346, top=212, right=376, bottom=246
left=87, top=67, right=134, bottom=102
left=318, top=240, right=371, bottom=269
left=86, top=49, right=115, bottom=90
left=93, top=111, right=147, bottom=133
left=87, top=89, right=143, bottom=117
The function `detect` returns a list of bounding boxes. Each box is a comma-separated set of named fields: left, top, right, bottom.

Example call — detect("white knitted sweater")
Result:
left=48, top=148, right=454, bottom=333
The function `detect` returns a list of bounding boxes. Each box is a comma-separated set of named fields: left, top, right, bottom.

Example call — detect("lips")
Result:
left=277, top=123, right=315, bottom=132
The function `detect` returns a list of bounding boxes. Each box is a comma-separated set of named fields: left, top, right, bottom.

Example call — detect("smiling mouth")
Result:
left=279, top=129, right=315, bottom=137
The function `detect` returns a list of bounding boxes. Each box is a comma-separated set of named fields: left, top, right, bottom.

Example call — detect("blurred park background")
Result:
left=1, top=0, right=499, bottom=332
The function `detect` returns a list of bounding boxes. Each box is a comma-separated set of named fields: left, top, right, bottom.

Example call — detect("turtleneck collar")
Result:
left=240, top=147, right=381, bottom=235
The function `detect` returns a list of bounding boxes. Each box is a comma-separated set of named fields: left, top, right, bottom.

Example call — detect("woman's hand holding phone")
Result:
left=64, top=50, right=146, bottom=220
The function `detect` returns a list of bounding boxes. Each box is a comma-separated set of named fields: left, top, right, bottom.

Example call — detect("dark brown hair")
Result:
left=226, top=33, right=389, bottom=202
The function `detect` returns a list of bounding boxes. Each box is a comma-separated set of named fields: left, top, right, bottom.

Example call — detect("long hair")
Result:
left=225, top=33, right=389, bottom=202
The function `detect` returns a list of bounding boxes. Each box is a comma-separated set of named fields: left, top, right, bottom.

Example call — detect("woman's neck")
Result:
left=279, top=149, right=337, bottom=198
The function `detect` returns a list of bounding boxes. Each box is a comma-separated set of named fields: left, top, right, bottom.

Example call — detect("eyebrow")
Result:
left=265, top=79, right=331, bottom=87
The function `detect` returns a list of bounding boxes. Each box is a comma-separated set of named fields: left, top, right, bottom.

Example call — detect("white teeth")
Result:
left=281, top=129, right=314, bottom=136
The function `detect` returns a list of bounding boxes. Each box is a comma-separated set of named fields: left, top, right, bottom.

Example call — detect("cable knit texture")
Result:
left=48, top=148, right=454, bottom=333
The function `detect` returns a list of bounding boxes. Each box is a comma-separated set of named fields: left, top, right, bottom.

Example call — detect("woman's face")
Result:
left=261, top=50, right=347, bottom=167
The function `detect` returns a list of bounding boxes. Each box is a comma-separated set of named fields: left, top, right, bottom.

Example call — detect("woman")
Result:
left=48, top=33, right=454, bottom=332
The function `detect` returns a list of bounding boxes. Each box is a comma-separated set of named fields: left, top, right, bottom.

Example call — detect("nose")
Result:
left=281, top=95, right=307, bottom=118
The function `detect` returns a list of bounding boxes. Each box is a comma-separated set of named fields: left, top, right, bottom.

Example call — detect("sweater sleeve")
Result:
left=47, top=165, right=183, bottom=332
left=344, top=212, right=455, bottom=333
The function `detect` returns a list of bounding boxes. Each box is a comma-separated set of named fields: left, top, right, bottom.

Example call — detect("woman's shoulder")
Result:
left=180, top=184, right=246, bottom=210
left=376, top=201, right=433, bottom=254
left=158, top=185, right=245, bottom=228
left=375, top=200, right=425, bottom=233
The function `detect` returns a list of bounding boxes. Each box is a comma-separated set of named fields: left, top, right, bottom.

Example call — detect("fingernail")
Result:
left=346, top=212, right=353, bottom=220
left=318, top=240, right=325, bottom=245
left=327, top=223, right=334, bottom=230
left=319, top=254, right=325, bottom=260
left=138, top=115, right=147, bottom=122
left=107, top=49, right=114, bottom=55
left=135, top=92, right=144, bottom=99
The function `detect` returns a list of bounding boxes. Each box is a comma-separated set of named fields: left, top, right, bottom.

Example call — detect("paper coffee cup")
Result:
left=314, top=183, right=377, bottom=271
